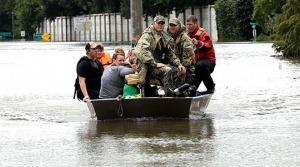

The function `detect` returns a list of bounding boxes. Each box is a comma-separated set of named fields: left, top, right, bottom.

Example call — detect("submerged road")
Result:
left=0, top=42, right=299, bottom=166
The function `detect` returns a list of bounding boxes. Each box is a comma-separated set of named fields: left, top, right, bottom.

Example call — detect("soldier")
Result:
left=167, top=18, right=195, bottom=84
left=134, top=15, right=186, bottom=96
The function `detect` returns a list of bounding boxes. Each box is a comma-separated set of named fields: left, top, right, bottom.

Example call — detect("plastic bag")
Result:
left=123, top=84, right=139, bottom=97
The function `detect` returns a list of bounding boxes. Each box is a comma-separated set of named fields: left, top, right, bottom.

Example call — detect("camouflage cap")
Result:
left=169, top=18, right=180, bottom=25
left=154, top=15, right=165, bottom=23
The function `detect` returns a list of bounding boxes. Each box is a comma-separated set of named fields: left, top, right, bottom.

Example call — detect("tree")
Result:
left=120, top=0, right=130, bottom=18
left=0, top=0, right=15, bottom=32
left=235, top=0, right=255, bottom=40
left=215, top=0, right=239, bottom=41
left=186, top=0, right=216, bottom=6
left=272, top=0, right=300, bottom=57
left=120, top=0, right=187, bottom=19
left=215, top=0, right=254, bottom=41
left=252, top=0, right=286, bottom=35
left=103, top=0, right=121, bottom=13
left=14, top=0, right=44, bottom=37
left=40, top=0, right=92, bottom=21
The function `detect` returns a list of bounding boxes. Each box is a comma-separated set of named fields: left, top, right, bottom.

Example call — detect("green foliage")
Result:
left=273, top=0, right=300, bottom=58
left=120, top=0, right=130, bottom=19
left=142, top=0, right=172, bottom=17
left=252, top=0, right=285, bottom=35
left=253, top=0, right=300, bottom=58
left=255, top=33, right=272, bottom=41
left=103, top=0, right=121, bottom=13
left=141, top=0, right=216, bottom=18
left=215, top=0, right=255, bottom=41
left=40, top=0, right=95, bottom=20
left=14, top=0, right=45, bottom=37
left=119, top=0, right=195, bottom=19
left=186, top=0, right=216, bottom=6
left=215, top=0, right=238, bottom=41
left=0, top=0, right=15, bottom=32
left=169, top=0, right=187, bottom=17
left=2, top=0, right=218, bottom=37
left=236, top=0, right=255, bottom=40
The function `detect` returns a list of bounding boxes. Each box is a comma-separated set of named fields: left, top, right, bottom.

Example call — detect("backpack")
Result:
left=73, top=78, right=80, bottom=99
left=73, top=56, right=88, bottom=99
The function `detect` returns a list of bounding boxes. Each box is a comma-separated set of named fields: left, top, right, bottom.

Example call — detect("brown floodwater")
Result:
left=0, top=41, right=299, bottom=167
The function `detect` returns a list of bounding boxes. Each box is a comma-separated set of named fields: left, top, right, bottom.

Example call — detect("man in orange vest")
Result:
left=96, top=43, right=112, bottom=69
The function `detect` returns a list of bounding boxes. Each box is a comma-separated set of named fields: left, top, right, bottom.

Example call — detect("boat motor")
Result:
left=173, top=83, right=190, bottom=96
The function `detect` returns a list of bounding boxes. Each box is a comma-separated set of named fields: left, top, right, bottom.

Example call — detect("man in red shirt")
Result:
left=186, top=15, right=216, bottom=94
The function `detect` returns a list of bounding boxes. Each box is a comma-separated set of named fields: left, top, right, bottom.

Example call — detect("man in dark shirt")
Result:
left=76, top=42, right=104, bottom=101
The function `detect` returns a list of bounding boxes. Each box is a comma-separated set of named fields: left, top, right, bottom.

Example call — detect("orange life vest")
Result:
left=96, top=52, right=112, bottom=69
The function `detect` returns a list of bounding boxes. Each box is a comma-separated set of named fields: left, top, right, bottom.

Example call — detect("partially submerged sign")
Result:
left=33, top=33, right=43, bottom=40
left=0, top=32, right=12, bottom=37
left=42, top=32, right=50, bottom=40
left=33, top=32, right=50, bottom=41
left=21, top=31, right=25, bottom=37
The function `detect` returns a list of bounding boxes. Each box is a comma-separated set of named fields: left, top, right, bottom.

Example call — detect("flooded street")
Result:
left=0, top=41, right=299, bottom=166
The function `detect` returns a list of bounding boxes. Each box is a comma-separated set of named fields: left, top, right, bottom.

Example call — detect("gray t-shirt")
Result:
left=99, top=63, right=135, bottom=98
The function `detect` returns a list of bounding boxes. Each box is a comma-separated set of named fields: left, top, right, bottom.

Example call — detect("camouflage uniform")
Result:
left=167, top=24, right=195, bottom=84
left=135, top=25, right=184, bottom=96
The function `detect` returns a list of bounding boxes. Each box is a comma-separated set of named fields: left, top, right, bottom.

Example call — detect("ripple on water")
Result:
left=0, top=94, right=88, bottom=123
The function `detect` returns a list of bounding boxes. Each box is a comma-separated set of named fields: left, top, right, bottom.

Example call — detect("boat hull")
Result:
left=87, top=94, right=213, bottom=120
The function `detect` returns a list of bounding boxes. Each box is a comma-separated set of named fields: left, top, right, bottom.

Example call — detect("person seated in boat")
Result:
left=186, top=15, right=216, bottom=94
left=99, top=47, right=136, bottom=98
left=167, top=18, right=195, bottom=84
left=96, top=43, right=112, bottom=69
left=75, top=42, right=104, bottom=102
left=134, top=15, right=186, bottom=96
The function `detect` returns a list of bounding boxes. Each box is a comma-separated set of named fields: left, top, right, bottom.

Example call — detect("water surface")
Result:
left=0, top=42, right=299, bottom=167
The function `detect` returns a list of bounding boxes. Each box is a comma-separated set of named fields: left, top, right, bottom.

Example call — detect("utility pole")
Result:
left=11, top=12, right=15, bottom=39
left=130, top=0, right=143, bottom=47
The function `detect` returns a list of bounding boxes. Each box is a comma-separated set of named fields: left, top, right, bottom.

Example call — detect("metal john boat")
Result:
left=86, top=75, right=213, bottom=120
left=86, top=93, right=213, bottom=120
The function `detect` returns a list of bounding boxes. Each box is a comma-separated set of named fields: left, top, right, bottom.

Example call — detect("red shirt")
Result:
left=187, top=25, right=216, bottom=63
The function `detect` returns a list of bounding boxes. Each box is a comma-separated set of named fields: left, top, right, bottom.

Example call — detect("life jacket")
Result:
left=73, top=56, right=104, bottom=99
left=188, top=26, right=216, bottom=63
left=96, top=52, right=112, bottom=69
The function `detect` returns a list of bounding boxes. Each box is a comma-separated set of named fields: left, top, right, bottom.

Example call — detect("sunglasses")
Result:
left=169, top=23, right=177, bottom=27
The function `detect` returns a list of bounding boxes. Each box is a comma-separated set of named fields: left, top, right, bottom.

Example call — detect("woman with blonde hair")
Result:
left=99, top=47, right=136, bottom=98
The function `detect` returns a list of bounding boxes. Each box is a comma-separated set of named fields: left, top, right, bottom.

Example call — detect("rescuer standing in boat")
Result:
left=75, top=42, right=104, bottom=101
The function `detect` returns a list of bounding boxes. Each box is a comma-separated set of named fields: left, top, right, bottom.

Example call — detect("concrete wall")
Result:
left=37, top=6, right=218, bottom=43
